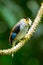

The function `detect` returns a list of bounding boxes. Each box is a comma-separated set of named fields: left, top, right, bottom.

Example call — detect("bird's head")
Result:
left=20, top=18, right=32, bottom=27
left=25, top=18, right=32, bottom=26
left=19, top=18, right=32, bottom=30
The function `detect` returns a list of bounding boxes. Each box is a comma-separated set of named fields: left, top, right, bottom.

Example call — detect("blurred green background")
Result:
left=0, top=0, right=43, bottom=65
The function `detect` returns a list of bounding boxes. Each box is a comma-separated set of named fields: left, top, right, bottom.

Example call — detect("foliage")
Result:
left=0, top=0, right=43, bottom=65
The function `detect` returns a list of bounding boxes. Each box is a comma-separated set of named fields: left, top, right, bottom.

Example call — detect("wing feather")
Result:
left=14, top=26, right=29, bottom=41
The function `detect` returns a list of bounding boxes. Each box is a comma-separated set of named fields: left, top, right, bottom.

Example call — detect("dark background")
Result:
left=0, top=0, right=43, bottom=65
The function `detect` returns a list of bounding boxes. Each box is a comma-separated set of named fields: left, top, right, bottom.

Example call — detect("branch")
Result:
left=0, top=3, right=43, bottom=55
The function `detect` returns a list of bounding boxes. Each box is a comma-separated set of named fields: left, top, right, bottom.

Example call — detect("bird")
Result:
left=9, top=18, right=32, bottom=57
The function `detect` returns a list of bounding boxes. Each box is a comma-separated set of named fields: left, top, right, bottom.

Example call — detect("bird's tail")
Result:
left=11, top=41, right=17, bottom=58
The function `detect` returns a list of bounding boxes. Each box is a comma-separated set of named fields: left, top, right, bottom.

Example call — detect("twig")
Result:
left=0, top=3, right=43, bottom=55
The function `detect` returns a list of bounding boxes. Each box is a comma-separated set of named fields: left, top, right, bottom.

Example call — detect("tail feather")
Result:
left=12, top=54, right=14, bottom=58
left=11, top=41, right=17, bottom=58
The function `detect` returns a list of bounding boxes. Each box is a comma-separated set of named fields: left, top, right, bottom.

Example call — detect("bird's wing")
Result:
left=14, top=26, right=29, bottom=41
left=9, top=21, right=21, bottom=43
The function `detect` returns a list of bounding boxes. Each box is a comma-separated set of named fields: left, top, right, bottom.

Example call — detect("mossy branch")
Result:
left=0, top=3, right=43, bottom=55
